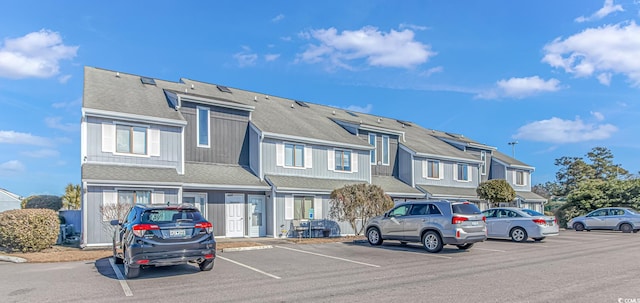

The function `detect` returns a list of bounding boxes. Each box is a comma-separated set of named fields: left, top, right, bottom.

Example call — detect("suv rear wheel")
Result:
left=456, top=243, right=474, bottom=250
left=367, top=227, right=383, bottom=246
left=422, top=231, right=443, bottom=253
left=199, top=259, right=214, bottom=271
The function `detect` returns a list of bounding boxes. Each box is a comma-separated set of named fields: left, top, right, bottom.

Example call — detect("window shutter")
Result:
left=152, top=191, right=164, bottom=204
left=439, top=162, right=444, bottom=180
left=101, top=123, right=115, bottom=153
left=467, top=165, right=472, bottom=181
left=314, top=196, right=323, bottom=219
left=304, top=145, right=313, bottom=169
left=513, top=170, right=516, bottom=184
left=284, top=195, right=294, bottom=220
left=454, top=164, right=459, bottom=181
left=327, top=149, right=335, bottom=171
left=149, top=128, right=160, bottom=156
left=276, top=142, right=284, bottom=167
left=102, top=191, right=117, bottom=221
left=422, top=160, right=427, bottom=178
left=351, top=151, right=358, bottom=172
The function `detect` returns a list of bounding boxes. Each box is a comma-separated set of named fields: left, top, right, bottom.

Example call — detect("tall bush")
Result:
left=24, top=195, right=63, bottom=211
left=0, top=209, right=60, bottom=252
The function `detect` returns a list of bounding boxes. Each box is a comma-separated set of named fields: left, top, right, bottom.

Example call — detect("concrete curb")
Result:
left=221, top=245, right=273, bottom=252
left=0, top=255, right=28, bottom=263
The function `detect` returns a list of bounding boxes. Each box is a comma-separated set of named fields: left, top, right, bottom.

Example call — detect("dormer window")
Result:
left=116, top=125, right=147, bottom=154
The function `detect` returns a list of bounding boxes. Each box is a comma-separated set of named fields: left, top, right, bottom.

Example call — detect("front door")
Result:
left=225, top=193, right=245, bottom=237
left=248, top=195, right=266, bottom=237
left=183, top=193, right=207, bottom=219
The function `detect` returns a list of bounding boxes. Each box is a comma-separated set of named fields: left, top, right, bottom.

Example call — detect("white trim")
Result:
left=151, top=191, right=165, bottom=204
left=480, top=151, right=487, bottom=175
left=180, top=125, right=185, bottom=175
left=314, top=196, right=323, bottom=219
left=101, top=123, right=115, bottom=153
left=276, top=142, right=284, bottom=167
left=455, top=163, right=471, bottom=182
left=282, top=142, right=306, bottom=169
left=327, top=148, right=335, bottom=171
left=415, top=152, right=484, bottom=164
left=304, top=145, right=313, bottom=169
left=352, top=150, right=358, bottom=173
left=182, top=183, right=271, bottom=191
left=333, top=148, right=354, bottom=173
left=284, top=195, right=294, bottom=220
left=83, top=108, right=187, bottom=126
left=196, top=106, right=210, bottom=148
left=81, top=117, right=87, bottom=164
left=148, top=128, right=160, bottom=157
left=369, top=133, right=377, bottom=164
left=382, top=135, right=390, bottom=165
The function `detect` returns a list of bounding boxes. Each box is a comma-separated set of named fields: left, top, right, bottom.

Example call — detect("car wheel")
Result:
left=199, top=259, right=214, bottom=271
left=367, top=228, right=383, bottom=246
left=456, top=243, right=474, bottom=250
left=573, top=222, right=585, bottom=232
left=633, top=229, right=639, bottom=233
left=422, top=231, right=443, bottom=253
left=124, top=261, right=139, bottom=279
left=620, top=223, right=633, bottom=233
left=533, top=237, right=546, bottom=242
left=510, top=227, right=528, bottom=242
left=112, top=238, right=123, bottom=264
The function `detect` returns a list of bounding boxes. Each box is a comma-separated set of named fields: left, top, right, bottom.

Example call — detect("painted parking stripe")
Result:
left=381, top=246, right=453, bottom=259
left=108, top=258, right=133, bottom=297
left=275, top=245, right=381, bottom=267
left=473, top=247, right=507, bottom=253
left=217, top=256, right=281, bottom=279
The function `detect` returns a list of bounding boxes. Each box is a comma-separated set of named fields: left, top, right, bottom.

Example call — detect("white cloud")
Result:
left=420, top=66, right=443, bottom=77
left=399, top=23, right=429, bottom=31
left=542, top=21, right=640, bottom=86
left=271, top=14, right=285, bottom=23
left=58, top=74, right=72, bottom=84
left=233, top=47, right=258, bottom=67
left=345, top=104, right=373, bottom=113
left=476, top=76, right=562, bottom=99
left=0, top=29, right=78, bottom=79
left=513, top=117, right=617, bottom=143
left=264, top=54, right=280, bottom=62
left=0, top=130, right=51, bottom=146
left=45, top=116, right=77, bottom=132
left=0, top=160, right=25, bottom=173
left=52, top=98, right=81, bottom=110
left=591, top=111, right=605, bottom=121
left=298, top=26, right=435, bottom=69
left=21, top=149, right=59, bottom=158
left=575, top=0, right=624, bottom=22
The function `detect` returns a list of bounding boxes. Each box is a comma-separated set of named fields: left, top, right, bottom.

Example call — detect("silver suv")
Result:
left=365, top=200, right=487, bottom=253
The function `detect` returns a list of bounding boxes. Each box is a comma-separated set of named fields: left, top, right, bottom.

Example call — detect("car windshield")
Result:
left=142, top=209, right=203, bottom=223
left=521, top=209, right=544, bottom=216
left=626, top=208, right=639, bottom=215
left=452, top=203, right=481, bottom=214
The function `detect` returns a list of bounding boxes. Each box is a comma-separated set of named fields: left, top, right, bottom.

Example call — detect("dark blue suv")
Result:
left=111, top=203, right=216, bottom=279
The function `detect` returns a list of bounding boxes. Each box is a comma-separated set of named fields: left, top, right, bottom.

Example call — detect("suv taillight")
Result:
left=132, top=223, right=159, bottom=237
left=452, top=216, right=468, bottom=224
left=532, top=219, right=546, bottom=225
left=195, top=222, right=213, bottom=233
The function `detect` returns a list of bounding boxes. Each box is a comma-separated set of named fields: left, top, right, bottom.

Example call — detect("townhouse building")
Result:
left=80, top=66, right=545, bottom=247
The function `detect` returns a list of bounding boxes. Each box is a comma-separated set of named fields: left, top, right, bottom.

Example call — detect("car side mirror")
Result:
left=110, top=219, right=121, bottom=226
left=384, top=212, right=389, bottom=218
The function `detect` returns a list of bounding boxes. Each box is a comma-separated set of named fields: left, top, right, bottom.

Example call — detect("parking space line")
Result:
left=108, top=258, right=133, bottom=297
left=473, top=248, right=507, bottom=253
left=275, top=245, right=381, bottom=267
left=381, top=246, right=453, bottom=259
left=217, top=256, right=281, bottom=279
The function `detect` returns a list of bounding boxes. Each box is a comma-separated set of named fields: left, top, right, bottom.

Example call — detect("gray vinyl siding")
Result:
left=181, top=101, right=250, bottom=165
left=490, top=161, right=506, bottom=180
left=248, top=126, right=260, bottom=177
left=397, top=148, right=413, bottom=186
left=414, top=157, right=479, bottom=188
left=262, top=139, right=370, bottom=181
left=86, top=116, right=182, bottom=169
left=465, top=147, right=491, bottom=182
left=84, top=186, right=179, bottom=245
left=274, top=194, right=356, bottom=237
left=361, top=132, right=398, bottom=176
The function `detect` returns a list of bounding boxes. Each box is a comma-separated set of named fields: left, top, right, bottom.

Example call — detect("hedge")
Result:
left=0, top=209, right=60, bottom=252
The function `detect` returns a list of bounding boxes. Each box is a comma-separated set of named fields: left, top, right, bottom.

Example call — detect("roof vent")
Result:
left=291, top=104, right=295, bottom=108
left=295, top=100, right=309, bottom=108
left=332, top=110, right=336, bottom=115
left=115, top=72, right=120, bottom=78
left=184, top=88, right=188, bottom=93
left=140, top=77, right=156, bottom=86
left=254, top=96, right=258, bottom=102
left=217, top=85, right=232, bottom=93
left=377, top=118, right=382, bottom=123
left=265, top=95, right=269, bottom=99
left=191, top=84, right=195, bottom=90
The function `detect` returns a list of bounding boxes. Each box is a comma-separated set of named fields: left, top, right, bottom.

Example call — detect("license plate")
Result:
left=547, top=221, right=554, bottom=226
left=170, top=229, right=186, bottom=237
left=471, top=221, right=479, bottom=226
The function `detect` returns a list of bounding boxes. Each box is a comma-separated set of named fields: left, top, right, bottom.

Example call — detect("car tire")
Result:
left=620, top=223, right=633, bottom=233
left=456, top=243, right=474, bottom=250
left=367, top=228, right=383, bottom=246
left=422, top=231, right=443, bottom=253
left=573, top=222, right=585, bottom=232
left=124, top=261, right=139, bottom=279
left=633, top=229, right=639, bottom=233
left=533, top=237, right=546, bottom=242
left=199, top=259, right=214, bottom=271
left=510, top=227, right=528, bottom=243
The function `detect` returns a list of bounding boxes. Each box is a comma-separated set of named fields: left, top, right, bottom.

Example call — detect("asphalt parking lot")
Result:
left=1, top=230, right=638, bottom=303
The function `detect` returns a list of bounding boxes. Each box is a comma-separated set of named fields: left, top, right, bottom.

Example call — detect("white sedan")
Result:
left=482, top=208, right=559, bottom=242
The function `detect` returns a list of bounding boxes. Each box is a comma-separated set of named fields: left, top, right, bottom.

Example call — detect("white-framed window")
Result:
left=456, top=163, right=470, bottom=181
left=335, top=149, right=352, bottom=171
left=382, top=135, right=389, bottom=165
left=480, top=151, right=487, bottom=175
left=294, top=196, right=314, bottom=220
left=197, top=106, right=210, bottom=147
left=427, top=160, right=440, bottom=179
left=515, top=170, right=526, bottom=186
left=369, top=133, right=376, bottom=164
left=116, top=125, right=147, bottom=154
left=285, top=143, right=305, bottom=167
left=119, top=190, right=151, bottom=205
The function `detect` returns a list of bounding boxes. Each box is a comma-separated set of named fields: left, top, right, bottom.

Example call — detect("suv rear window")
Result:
left=142, top=209, right=204, bottom=223
left=452, top=203, right=481, bottom=214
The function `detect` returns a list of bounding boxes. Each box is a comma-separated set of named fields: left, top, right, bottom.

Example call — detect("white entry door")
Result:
left=248, top=195, right=266, bottom=237
left=183, top=193, right=207, bottom=219
left=225, top=193, right=245, bottom=237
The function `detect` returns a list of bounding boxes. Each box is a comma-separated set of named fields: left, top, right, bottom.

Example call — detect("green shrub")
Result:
left=24, top=195, right=62, bottom=211
left=0, top=209, right=60, bottom=252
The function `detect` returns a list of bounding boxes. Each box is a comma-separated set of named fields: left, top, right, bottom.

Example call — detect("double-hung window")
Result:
left=197, top=106, right=210, bottom=147
left=335, top=149, right=351, bottom=171
left=457, top=163, right=469, bottom=181
left=480, top=151, right=487, bottom=175
left=285, top=143, right=305, bottom=167
left=118, top=190, right=151, bottom=205
left=427, top=160, right=440, bottom=179
left=294, top=196, right=314, bottom=220
left=369, top=133, right=376, bottom=164
left=515, top=171, right=525, bottom=186
left=382, top=135, right=389, bottom=165
left=116, top=125, right=147, bottom=154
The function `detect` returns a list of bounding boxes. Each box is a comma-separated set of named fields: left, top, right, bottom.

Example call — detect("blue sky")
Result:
left=1, top=0, right=639, bottom=197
